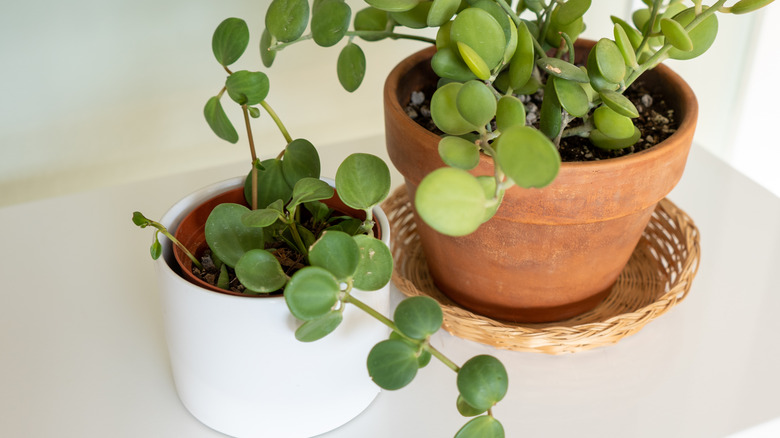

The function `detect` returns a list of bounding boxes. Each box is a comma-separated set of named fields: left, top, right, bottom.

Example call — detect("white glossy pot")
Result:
left=155, top=177, right=391, bottom=438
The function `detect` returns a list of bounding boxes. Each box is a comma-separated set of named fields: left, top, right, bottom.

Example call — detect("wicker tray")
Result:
left=382, top=187, right=701, bottom=354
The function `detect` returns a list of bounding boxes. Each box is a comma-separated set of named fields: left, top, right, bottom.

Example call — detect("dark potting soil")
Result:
left=404, top=78, right=678, bottom=162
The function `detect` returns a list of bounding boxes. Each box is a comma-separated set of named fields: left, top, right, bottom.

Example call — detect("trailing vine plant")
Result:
left=260, top=0, right=775, bottom=236
left=133, top=18, right=509, bottom=438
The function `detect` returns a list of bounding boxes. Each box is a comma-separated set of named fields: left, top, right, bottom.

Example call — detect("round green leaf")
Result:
left=598, top=89, right=639, bottom=118
left=476, top=176, right=502, bottom=223
left=536, top=57, right=589, bottom=83
left=555, top=0, right=591, bottom=26
left=613, top=23, right=638, bottom=68
left=457, top=355, right=508, bottom=412
left=592, top=38, right=626, bottom=84
left=285, top=267, right=341, bottom=321
left=450, top=7, right=506, bottom=70
left=471, top=0, right=514, bottom=54
left=354, top=7, right=390, bottom=41
left=668, top=7, right=718, bottom=60
left=241, top=208, right=282, bottom=228
left=367, top=339, right=419, bottom=390
left=266, top=0, right=310, bottom=42
left=259, top=28, right=276, bottom=68
left=150, top=237, right=162, bottom=260
left=394, top=296, right=443, bottom=340
left=428, top=0, right=460, bottom=26
left=593, top=105, right=635, bottom=139
left=589, top=126, right=641, bottom=150
left=731, top=0, right=776, bottom=14
left=455, top=415, right=505, bottom=438
left=390, top=1, right=431, bottom=29
left=508, top=21, right=535, bottom=90
left=611, top=15, right=643, bottom=50
left=245, top=159, right=293, bottom=209
left=539, top=78, right=562, bottom=140
left=457, top=42, right=491, bottom=81
left=438, top=136, right=480, bottom=170
left=456, top=80, right=497, bottom=127
left=337, top=43, right=366, bottom=92
left=389, top=331, right=431, bottom=368
left=235, top=249, right=289, bottom=293
left=546, top=8, right=584, bottom=46
left=282, top=138, right=321, bottom=188
left=212, top=18, right=249, bottom=67
left=289, top=178, right=334, bottom=211
left=225, top=71, right=270, bottom=106
left=415, top=168, right=486, bottom=237
left=335, top=153, right=391, bottom=210
left=365, top=0, right=420, bottom=12
left=660, top=17, right=693, bottom=52
left=309, top=231, right=361, bottom=281
left=495, top=125, right=560, bottom=189
left=352, top=235, right=393, bottom=291
left=553, top=77, right=589, bottom=117
left=496, top=95, right=526, bottom=132
left=295, top=310, right=344, bottom=342
left=312, top=0, right=352, bottom=47
left=456, top=395, right=486, bottom=417
left=431, top=82, right=478, bottom=135
left=205, top=203, right=266, bottom=268
left=204, top=96, right=238, bottom=144
left=431, top=46, right=477, bottom=82
left=436, top=20, right=453, bottom=49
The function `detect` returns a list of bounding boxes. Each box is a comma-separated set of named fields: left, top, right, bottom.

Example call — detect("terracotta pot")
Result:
left=384, top=42, right=697, bottom=323
left=154, top=177, right=391, bottom=437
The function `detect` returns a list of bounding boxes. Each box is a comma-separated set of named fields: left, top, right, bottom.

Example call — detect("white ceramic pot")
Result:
left=155, top=177, right=391, bottom=437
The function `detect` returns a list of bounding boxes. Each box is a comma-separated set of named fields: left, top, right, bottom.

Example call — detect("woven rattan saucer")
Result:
left=382, top=187, right=701, bottom=354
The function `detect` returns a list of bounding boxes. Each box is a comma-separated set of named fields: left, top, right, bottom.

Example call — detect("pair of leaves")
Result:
left=244, top=139, right=321, bottom=209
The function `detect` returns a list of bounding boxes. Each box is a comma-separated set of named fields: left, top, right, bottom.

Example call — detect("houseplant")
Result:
left=133, top=17, right=509, bottom=438
left=260, top=0, right=775, bottom=322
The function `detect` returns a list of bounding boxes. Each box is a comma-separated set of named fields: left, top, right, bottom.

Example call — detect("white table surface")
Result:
left=1, top=136, right=779, bottom=438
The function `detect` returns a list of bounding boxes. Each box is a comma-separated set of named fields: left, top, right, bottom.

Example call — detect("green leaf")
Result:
left=660, top=17, right=693, bottom=52
left=235, top=249, right=289, bottom=293
left=495, top=125, right=560, bottom=189
left=389, top=331, right=431, bottom=367
left=457, top=355, right=508, bottom=412
left=150, top=238, right=162, bottom=260
left=668, top=7, right=718, bottom=60
left=309, top=231, right=361, bottom=281
left=598, top=89, right=639, bottom=118
left=132, top=211, right=150, bottom=227
left=508, top=21, right=535, bottom=90
left=282, top=138, right=321, bottom=189
left=438, top=136, right=480, bottom=170
left=613, top=23, right=638, bottom=68
left=259, top=28, right=277, bottom=68
left=352, top=235, right=393, bottom=291
left=225, top=71, right=270, bottom=106
left=611, top=16, right=643, bottom=50
left=217, top=263, right=230, bottom=290
left=244, top=160, right=293, bottom=209
left=205, top=203, right=266, bottom=268
left=555, top=0, right=591, bottom=26
left=394, top=296, right=443, bottom=340
left=536, top=57, right=589, bottom=83
left=241, top=208, right=282, bottom=228
left=414, top=168, right=486, bottom=237
left=456, top=395, right=486, bottom=417
left=354, top=7, right=390, bottom=41
left=553, top=77, right=589, bottom=117
left=730, top=0, right=776, bottom=14
left=311, top=0, right=352, bottom=47
left=593, top=105, right=635, bottom=139
left=367, top=339, right=419, bottom=390
left=431, top=46, right=478, bottom=82
left=539, top=78, right=563, bottom=140
left=456, top=80, right=497, bottom=128
left=428, top=0, right=460, bottom=26
left=457, top=42, right=491, bottom=81
left=476, top=176, right=502, bottom=222
left=337, top=42, right=367, bottom=92
left=496, top=96, right=526, bottom=132
left=212, top=18, right=249, bottom=67
left=450, top=7, right=506, bottom=70
left=335, top=153, right=391, bottom=210
left=431, top=82, right=478, bottom=135
left=592, top=38, right=626, bottom=84
left=204, top=96, right=238, bottom=144
left=390, top=2, right=432, bottom=29
left=289, top=178, right=335, bottom=212
left=295, top=310, right=344, bottom=342
left=455, top=416, right=505, bottom=438
left=364, top=0, right=420, bottom=13
left=589, top=126, right=641, bottom=150
left=285, top=267, right=341, bottom=321
left=266, top=0, right=310, bottom=42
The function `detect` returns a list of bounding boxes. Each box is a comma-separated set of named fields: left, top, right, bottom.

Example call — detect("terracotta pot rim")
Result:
left=383, top=42, right=699, bottom=176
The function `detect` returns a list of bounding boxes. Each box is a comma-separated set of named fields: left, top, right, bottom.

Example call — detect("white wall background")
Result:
left=0, top=0, right=777, bottom=207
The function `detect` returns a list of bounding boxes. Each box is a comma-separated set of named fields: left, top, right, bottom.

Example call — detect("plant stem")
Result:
left=345, top=294, right=461, bottom=373
left=151, top=221, right=203, bottom=270
left=260, top=100, right=293, bottom=144
left=242, top=105, right=259, bottom=210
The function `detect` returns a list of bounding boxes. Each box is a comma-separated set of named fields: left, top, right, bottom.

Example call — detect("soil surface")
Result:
left=404, top=78, right=678, bottom=162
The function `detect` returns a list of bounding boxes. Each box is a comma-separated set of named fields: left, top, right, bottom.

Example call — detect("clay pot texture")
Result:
left=384, top=42, right=698, bottom=323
